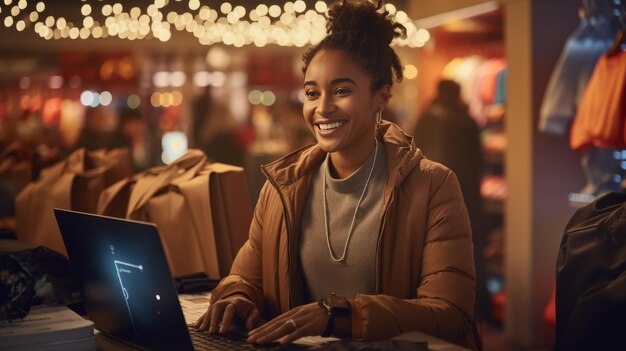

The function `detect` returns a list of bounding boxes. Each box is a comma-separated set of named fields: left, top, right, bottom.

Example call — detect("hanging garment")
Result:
left=539, top=17, right=616, bottom=136
left=470, top=58, right=507, bottom=126
left=494, top=68, right=507, bottom=105
left=478, top=58, right=508, bottom=106
left=454, top=56, right=485, bottom=123
left=570, top=50, right=626, bottom=150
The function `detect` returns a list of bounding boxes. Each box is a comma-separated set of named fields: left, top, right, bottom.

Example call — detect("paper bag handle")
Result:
left=126, top=150, right=207, bottom=217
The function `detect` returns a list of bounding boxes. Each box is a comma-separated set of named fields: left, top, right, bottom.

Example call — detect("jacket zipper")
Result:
left=261, top=166, right=295, bottom=309
left=375, top=190, right=394, bottom=294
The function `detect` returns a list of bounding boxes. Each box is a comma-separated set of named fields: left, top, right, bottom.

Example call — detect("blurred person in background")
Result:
left=192, top=89, right=245, bottom=167
left=192, top=86, right=212, bottom=149
left=119, top=107, right=148, bottom=171
left=413, top=79, right=489, bottom=322
left=75, top=106, right=129, bottom=151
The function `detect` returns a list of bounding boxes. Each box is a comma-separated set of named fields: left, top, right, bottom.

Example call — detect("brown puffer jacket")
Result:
left=211, top=122, right=478, bottom=349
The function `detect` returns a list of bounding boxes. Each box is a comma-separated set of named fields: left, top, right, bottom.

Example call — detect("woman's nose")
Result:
left=316, top=94, right=335, bottom=116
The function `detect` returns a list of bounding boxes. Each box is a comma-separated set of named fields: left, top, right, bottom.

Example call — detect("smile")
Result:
left=318, top=121, right=345, bottom=131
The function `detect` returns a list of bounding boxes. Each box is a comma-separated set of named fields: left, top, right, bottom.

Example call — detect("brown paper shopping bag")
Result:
left=15, top=148, right=131, bottom=255
left=0, top=142, right=61, bottom=213
left=0, top=141, right=34, bottom=194
left=98, top=149, right=252, bottom=279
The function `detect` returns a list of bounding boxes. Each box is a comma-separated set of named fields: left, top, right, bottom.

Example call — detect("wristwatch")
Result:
left=318, top=292, right=350, bottom=337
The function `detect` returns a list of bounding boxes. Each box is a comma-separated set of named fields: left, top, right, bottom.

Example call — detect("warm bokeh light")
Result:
left=262, top=91, right=276, bottom=106
left=315, top=1, right=327, bottom=13
left=416, top=28, right=431, bottom=43
left=0, top=1, right=430, bottom=48
left=127, top=94, right=141, bottom=109
left=153, top=71, right=169, bottom=88
left=81, top=4, right=91, bottom=16
left=220, top=2, right=232, bottom=14
left=248, top=90, right=263, bottom=105
left=99, top=91, right=113, bottom=106
left=48, top=76, right=63, bottom=89
left=256, top=4, right=268, bottom=16
left=188, top=0, right=200, bottom=11
left=168, top=71, right=186, bottom=87
left=171, top=91, right=183, bottom=106
left=161, top=131, right=188, bottom=165
left=80, top=91, right=94, bottom=107
left=102, top=4, right=112, bottom=16
left=294, top=0, right=306, bottom=13
left=150, top=92, right=161, bottom=108
left=268, top=5, right=281, bottom=18
left=403, top=64, right=418, bottom=79
left=211, top=71, right=226, bottom=87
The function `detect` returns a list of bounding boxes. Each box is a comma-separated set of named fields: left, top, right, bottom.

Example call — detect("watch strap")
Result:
left=321, top=310, right=335, bottom=337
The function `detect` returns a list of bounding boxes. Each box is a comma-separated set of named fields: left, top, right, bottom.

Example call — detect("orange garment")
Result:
left=570, top=51, right=626, bottom=150
left=479, top=58, right=507, bottom=105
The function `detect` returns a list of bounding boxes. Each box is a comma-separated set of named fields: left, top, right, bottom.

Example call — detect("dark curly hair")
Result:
left=302, top=0, right=407, bottom=92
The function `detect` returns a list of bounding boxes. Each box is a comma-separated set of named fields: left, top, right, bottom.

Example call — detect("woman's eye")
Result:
left=335, top=88, right=350, bottom=95
left=305, top=90, right=319, bottom=99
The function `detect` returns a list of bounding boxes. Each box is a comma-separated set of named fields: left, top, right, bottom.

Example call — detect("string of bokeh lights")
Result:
left=1, top=0, right=431, bottom=48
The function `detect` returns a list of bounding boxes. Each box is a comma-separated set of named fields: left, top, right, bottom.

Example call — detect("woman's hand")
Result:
left=247, top=302, right=329, bottom=345
left=194, top=295, right=261, bottom=334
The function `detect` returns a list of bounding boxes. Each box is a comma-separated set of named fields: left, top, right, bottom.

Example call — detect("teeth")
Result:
left=318, top=121, right=344, bottom=130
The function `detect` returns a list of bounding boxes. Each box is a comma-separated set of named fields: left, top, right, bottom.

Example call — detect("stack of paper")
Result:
left=0, top=305, right=95, bottom=351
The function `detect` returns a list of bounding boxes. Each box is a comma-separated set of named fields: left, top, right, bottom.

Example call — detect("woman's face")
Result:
left=303, top=49, right=388, bottom=156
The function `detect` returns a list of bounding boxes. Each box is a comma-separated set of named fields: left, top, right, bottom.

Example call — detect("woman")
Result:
left=196, top=0, right=478, bottom=349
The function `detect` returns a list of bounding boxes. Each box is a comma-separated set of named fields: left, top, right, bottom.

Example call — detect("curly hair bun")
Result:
left=326, top=0, right=406, bottom=47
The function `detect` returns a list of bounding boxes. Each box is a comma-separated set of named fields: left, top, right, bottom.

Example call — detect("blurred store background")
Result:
left=1, top=0, right=625, bottom=350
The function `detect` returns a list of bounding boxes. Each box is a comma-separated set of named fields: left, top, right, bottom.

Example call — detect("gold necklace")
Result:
left=323, top=141, right=378, bottom=262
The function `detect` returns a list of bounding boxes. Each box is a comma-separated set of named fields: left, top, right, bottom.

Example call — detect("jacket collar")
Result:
left=261, top=121, right=424, bottom=189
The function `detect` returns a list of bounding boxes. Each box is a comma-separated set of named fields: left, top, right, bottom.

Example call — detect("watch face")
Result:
left=327, top=294, right=350, bottom=315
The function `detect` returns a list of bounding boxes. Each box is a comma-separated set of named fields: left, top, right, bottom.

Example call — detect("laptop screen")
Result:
left=54, top=209, right=194, bottom=351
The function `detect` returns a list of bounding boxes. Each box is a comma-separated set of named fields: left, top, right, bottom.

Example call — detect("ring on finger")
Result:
left=285, top=318, right=297, bottom=333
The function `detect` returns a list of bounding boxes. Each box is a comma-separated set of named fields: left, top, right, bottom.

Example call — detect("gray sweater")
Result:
left=299, top=141, right=387, bottom=302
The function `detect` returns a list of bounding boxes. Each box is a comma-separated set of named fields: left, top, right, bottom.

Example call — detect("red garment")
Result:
left=479, top=58, right=507, bottom=105
left=570, top=51, right=626, bottom=150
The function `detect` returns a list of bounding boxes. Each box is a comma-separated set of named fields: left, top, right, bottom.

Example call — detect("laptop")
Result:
left=54, top=209, right=306, bottom=351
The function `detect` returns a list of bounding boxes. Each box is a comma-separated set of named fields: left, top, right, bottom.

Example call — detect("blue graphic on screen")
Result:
left=114, top=259, right=144, bottom=336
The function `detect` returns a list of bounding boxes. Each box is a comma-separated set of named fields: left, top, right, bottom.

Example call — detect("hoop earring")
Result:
left=376, top=110, right=382, bottom=125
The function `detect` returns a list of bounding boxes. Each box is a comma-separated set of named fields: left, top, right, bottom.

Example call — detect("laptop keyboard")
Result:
left=188, top=326, right=293, bottom=350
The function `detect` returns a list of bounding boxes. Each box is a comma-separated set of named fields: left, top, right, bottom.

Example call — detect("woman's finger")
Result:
left=250, top=318, right=298, bottom=344
left=208, top=302, right=227, bottom=334
left=194, top=311, right=206, bottom=329
left=279, top=319, right=313, bottom=345
left=219, top=303, right=236, bottom=334
left=196, top=304, right=213, bottom=331
left=248, top=307, right=297, bottom=337
left=246, top=308, right=261, bottom=331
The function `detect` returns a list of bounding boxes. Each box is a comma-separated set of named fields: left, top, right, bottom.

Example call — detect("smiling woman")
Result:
left=195, top=0, right=480, bottom=350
